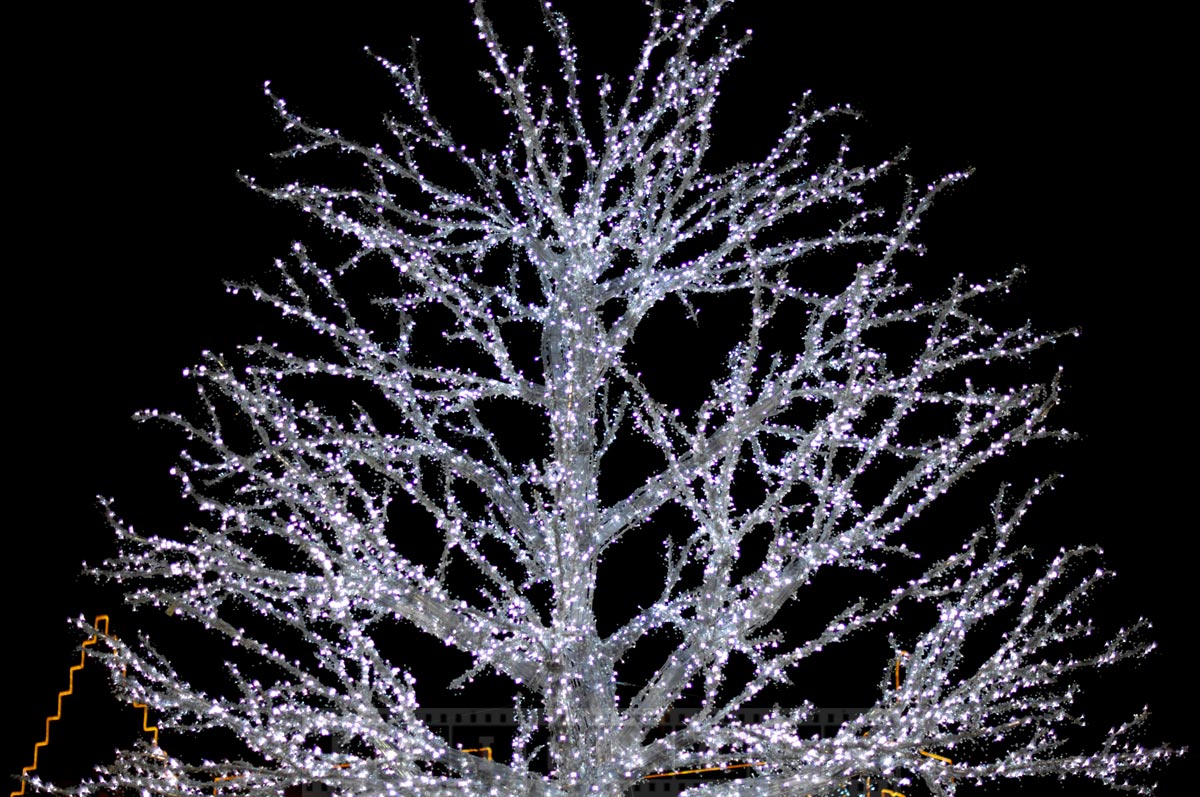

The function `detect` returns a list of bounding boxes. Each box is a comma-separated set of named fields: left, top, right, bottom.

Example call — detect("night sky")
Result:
left=8, top=4, right=1189, bottom=794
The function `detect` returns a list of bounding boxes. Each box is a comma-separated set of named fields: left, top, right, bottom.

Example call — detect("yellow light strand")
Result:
left=643, top=761, right=763, bottom=779
left=12, top=616, right=110, bottom=797
left=11, top=615, right=164, bottom=797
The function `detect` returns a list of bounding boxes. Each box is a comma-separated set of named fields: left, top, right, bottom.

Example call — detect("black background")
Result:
left=7, top=3, right=1189, bottom=793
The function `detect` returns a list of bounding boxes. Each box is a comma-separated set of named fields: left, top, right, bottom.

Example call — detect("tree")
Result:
left=67, top=2, right=1175, bottom=796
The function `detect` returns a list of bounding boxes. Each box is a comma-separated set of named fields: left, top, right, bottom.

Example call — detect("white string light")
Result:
left=75, top=3, right=1176, bottom=795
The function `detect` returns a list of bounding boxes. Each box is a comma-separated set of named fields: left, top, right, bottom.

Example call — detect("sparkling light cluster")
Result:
left=77, top=2, right=1173, bottom=796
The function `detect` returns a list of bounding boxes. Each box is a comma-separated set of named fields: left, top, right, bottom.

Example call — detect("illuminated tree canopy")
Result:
left=63, top=2, right=1175, bottom=795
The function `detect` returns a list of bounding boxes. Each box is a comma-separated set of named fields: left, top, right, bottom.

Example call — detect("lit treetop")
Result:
left=83, top=2, right=1174, bottom=796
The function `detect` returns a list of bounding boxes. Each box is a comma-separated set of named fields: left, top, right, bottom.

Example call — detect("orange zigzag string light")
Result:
left=11, top=615, right=163, bottom=797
